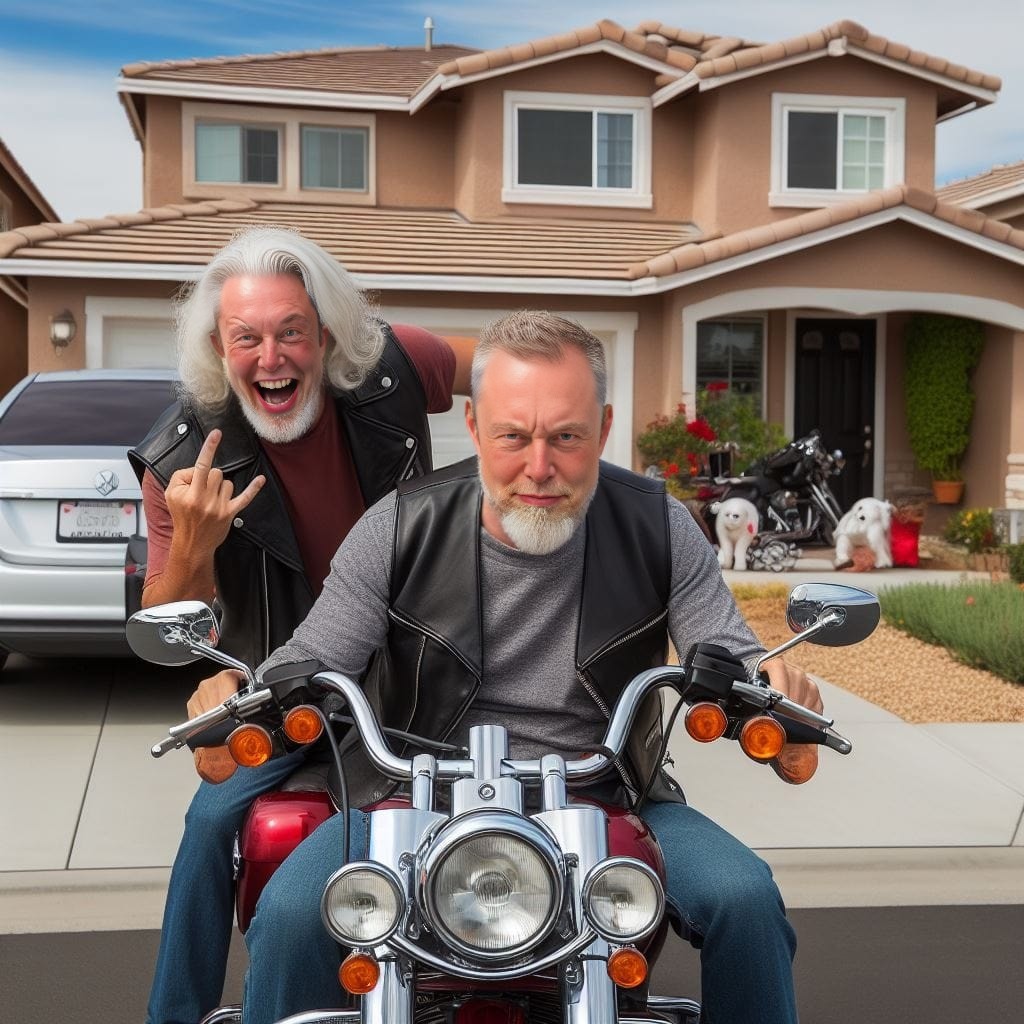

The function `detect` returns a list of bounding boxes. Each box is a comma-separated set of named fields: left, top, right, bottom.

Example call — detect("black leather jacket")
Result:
left=128, top=330, right=433, bottom=668
left=336, top=458, right=683, bottom=809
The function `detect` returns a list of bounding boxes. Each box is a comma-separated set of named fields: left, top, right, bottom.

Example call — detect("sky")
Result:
left=1, top=0, right=1022, bottom=221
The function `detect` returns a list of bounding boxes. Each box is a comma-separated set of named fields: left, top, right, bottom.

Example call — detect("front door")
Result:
left=793, top=318, right=876, bottom=512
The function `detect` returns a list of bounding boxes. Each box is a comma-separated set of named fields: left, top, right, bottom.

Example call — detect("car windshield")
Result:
left=0, top=379, right=178, bottom=446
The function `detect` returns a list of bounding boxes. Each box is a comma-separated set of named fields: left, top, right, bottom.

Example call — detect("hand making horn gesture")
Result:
left=164, top=429, right=266, bottom=556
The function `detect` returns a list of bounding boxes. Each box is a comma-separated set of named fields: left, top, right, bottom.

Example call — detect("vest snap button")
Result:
left=233, top=517, right=244, bottom=528
left=177, top=423, right=188, bottom=435
left=380, top=376, right=392, bottom=388
left=405, top=437, right=415, bottom=449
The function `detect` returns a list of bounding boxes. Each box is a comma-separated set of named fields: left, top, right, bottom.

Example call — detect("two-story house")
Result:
left=1, top=18, right=1022, bottom=510
left=0, top=137, right=59, bottom=396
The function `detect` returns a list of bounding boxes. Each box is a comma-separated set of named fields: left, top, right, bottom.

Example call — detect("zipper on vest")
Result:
left=260, top=550, right=271, bottom=662
left=580, top=608, right=669, bottom=671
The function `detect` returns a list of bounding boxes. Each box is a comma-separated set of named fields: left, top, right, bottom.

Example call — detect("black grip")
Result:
left=773, top=713, right=826, bottom=746
left=185, top=718, right=238, bottom=750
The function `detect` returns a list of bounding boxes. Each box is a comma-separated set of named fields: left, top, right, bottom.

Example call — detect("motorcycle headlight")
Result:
left=582, top=858, right=664, bottom=943
left=321, top=863, right=404, bottom=947
left=422, top=814, right=562, bottom=959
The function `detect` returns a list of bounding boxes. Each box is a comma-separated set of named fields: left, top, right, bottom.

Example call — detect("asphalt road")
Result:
left=3, top=906, right=1022, bottom=1023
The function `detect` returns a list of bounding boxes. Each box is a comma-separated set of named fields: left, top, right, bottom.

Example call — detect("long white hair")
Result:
left=175, top=226, right=386, bottom=409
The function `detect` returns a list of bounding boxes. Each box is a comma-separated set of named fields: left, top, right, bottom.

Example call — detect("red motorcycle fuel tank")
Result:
left=235, top=792, right=334, bottom=932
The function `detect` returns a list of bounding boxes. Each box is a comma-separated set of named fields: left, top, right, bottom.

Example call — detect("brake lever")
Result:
left=731, top=680, right=853, bottom=755
left=151, top=687, right=275, bottom=758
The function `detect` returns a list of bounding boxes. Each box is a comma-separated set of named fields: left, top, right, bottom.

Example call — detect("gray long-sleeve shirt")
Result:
left=263, top=487, right=763, bottom=763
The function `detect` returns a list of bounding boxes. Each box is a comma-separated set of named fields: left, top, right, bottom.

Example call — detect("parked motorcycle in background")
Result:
left=128, top=583, right=878, bottom=1024
left=701, top=429, right=846, bottom=549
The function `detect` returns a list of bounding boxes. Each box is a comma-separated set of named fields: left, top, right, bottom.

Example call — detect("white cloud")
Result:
left=0, top=53, right=141, bottom=221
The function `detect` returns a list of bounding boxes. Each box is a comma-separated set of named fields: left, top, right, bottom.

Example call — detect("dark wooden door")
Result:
left=793, top=318, right=876, bottom=512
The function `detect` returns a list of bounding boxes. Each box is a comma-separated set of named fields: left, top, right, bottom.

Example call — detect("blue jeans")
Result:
left=147, top=750, right=307, bottom=1024
left=242, top=801, right=797, bottom=1024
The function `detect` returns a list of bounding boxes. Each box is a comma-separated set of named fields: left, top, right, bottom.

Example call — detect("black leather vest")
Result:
left=128, top=329, right=433, bottom=668
left=362, top=457, right=682, bottom=809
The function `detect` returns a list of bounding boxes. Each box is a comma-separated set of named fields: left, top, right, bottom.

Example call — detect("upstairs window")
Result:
left=301, top=126, right=368, bottom=192
left=503, top=91, right=651, bottom=208
left=771, top=94, right=904, bottom=207
left=195, top=123, right=279, bottom=184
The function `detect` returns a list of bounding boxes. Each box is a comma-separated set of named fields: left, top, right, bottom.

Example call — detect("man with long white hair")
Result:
left=129, top=225, right=472, bottom=1024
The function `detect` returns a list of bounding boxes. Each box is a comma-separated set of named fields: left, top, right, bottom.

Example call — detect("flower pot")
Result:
left=931, top=480, right=964, bottom=504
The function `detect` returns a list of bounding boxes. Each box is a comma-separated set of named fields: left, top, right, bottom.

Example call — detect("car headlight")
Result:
left=582, top=858, right=664, bottom=943
left=321, top=863, right=404, bottom=947
left=422, top=814, right=562, bottom=959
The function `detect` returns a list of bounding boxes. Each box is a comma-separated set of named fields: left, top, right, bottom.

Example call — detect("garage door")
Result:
left=102, top=317, right=176, bottom=369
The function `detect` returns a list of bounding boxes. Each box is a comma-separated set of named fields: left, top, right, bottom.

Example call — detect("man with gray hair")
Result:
left=130, top=226, right=472, bottom=1024
left=190, top=309, right=822, bottom=1024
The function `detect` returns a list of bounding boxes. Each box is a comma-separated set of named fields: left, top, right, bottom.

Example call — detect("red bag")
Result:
left=890, top=517, right=921, bottom=568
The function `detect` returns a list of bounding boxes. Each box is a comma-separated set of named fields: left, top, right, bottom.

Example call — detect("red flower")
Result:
left=686, top=418, right=717, bottom=442
left=666, top=462, right=679, bottom=476
left=965, top=595, right=976, bottom=606
left=706, top=381, right=729, bottom=392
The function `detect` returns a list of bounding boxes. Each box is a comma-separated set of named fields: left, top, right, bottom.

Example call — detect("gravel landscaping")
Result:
left=735, top=590, right=1024, bottom=724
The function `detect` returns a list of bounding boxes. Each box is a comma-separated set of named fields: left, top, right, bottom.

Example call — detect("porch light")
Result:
left=49, top=309, right=77, bottom=351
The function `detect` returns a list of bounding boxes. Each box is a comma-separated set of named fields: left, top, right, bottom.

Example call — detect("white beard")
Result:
left=480, top=468, right=594, bottom=555
left=237, top=386, right=323, bottom=444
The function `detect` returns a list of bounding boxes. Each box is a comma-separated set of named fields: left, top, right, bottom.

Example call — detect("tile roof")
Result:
left=121, top=45, right=479, bottom=97
left=936, top=160, right=1024, bottom=207
left=625, top=185, right=1024, bottom=279
left=117, top=19, right=999, bottom=108
left=0, top=136, right=59, bottom=223
left=0, top=201, right=695, bottom=280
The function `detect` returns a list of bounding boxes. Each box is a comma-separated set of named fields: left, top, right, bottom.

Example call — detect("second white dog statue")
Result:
left=713, top=497, right=760, bottom=571
left=833, top=497, right=893, bottom=569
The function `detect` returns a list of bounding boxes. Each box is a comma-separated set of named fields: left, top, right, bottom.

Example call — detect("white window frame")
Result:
left=502, top=91, right=652, bottom=209
left=770, top=93, right=905, bottom=208
left=183, top=102, right=376, bottom=205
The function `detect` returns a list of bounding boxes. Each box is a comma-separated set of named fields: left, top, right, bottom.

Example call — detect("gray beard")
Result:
left=236, top=387, right=323, bottom=444
left=479, top=468, right=594, bottom=556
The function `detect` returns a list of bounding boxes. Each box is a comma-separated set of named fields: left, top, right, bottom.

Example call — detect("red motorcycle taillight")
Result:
left=454, top=999, right=527, bottom=1024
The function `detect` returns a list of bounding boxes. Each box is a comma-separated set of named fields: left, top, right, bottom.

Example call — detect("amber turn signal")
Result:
left=227, top=724, right=274, bottom=768
left=607, top=947, right=648, bottom=989
left=739, top=715, right=787, bottom=763
left=684, top=701, right=728, bottom=743
left=283, top=705, right=324, bottom=745
left=339, top=951, right=380, bottom=994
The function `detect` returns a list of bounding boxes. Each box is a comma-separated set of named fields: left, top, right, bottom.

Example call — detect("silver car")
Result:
left=0, top=369, right=178, bottom=670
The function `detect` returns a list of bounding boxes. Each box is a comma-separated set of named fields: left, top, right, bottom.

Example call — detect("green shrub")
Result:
left=879, top=582, right=1024, bottom=683
left=903, top=315, right=984, bottom=481
left=1007, top=544, right=1024, bottom=585
left=696, top=385, right=789, bottom=466
left=943, top=507, right=996, bottom=553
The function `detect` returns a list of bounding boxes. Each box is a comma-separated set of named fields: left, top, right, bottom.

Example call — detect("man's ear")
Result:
left=597, top=404, right=614, bottom=453
left=209, top=331, right=225, bottom=358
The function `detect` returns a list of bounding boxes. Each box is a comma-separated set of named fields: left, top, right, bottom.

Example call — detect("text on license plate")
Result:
left=57, top=500, right=138, bottom=542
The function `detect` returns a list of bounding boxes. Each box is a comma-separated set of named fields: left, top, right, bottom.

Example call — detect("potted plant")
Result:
left=903, top=314, right=984, bottom=504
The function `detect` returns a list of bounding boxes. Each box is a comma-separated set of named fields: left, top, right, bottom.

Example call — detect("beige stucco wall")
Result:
left=689, top=56, right=939, bottom=237
left=144, top=96, right=184, bottom=209
left=375, top=105, right=456, bottom=208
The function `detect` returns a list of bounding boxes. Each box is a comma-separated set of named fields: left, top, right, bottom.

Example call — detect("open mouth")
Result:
left=255, top=379, right=299, bottom=411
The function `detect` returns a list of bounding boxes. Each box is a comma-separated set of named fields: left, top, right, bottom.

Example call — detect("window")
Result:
left=195, top=123, right=279, bottom=184
left=301, top=126, right=368, bottom=191
left=503, top=91, right=651, bottom=208
left=771, top=94, right=904, bottom=207
left=696, top=320, right=764, bottom=414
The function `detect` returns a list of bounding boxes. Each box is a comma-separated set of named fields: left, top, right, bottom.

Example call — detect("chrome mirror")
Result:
left=786, top=583, right=879, bottom=647
left=126, top=601, right=219, bottom=666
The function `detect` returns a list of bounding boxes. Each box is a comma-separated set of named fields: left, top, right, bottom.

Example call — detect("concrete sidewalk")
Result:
left=1, top=561, right=1022, bottom=933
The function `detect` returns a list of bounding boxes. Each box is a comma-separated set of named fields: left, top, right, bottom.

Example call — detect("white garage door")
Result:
left=103, top=317, right=177, bottom=369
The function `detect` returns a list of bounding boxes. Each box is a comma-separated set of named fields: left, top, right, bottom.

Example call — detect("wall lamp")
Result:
left=49, top=309, right=77, bottom=352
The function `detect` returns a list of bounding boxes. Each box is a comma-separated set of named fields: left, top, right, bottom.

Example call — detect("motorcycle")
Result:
left=127, top=582, right=879, bottom=1024
left=701, top=430, right=846, bottom=552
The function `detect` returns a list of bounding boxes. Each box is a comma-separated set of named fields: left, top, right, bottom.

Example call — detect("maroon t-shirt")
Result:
left=143, top=325, right=455, bottom=596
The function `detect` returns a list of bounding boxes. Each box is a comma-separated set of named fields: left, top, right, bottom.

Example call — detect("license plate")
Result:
left=57, top=500, right=138, bottom=542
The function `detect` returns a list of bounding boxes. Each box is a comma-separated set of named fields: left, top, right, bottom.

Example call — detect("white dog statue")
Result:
left=713, top=497, right=760, bottom=571
left=834, top=497, right=893, bottom=569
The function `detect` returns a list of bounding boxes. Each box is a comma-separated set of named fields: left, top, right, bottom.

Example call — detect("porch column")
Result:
left=1007, top=329, right=1024, bottom=509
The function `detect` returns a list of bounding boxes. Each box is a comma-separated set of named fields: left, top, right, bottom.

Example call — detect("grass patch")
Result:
left=879, top=582, right=1024, bottom=684
left=730, top=583, right=789, bottom=601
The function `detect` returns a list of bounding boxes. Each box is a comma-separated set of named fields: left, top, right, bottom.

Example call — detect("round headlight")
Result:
left=321, top=863, right=403, bottom=946
left=423, top=818, right=561, bottom=959
left=583, top=858, right=664, bottom=943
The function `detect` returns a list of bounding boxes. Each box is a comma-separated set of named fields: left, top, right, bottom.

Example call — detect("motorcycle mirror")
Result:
left=126, top=601, right=221, bottom=667
left=786, top=584, right=880, bottom=647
